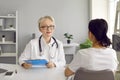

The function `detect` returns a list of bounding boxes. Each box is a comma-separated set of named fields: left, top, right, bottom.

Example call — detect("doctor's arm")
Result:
left=19, top=42, right=32, bottom=69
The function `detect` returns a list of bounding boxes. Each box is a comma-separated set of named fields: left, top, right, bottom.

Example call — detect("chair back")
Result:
left=74, top=68, right=114, bottom=80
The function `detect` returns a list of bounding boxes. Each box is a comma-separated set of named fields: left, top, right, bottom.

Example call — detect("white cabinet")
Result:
left=63, top=43, right=79, bottom=64
left=0, top=11, right=18, bottom=64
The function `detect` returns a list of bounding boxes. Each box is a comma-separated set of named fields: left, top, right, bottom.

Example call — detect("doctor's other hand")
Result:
left=21, top=63, right=32, bottom=69
left=46, top=61, right=56, bottom=68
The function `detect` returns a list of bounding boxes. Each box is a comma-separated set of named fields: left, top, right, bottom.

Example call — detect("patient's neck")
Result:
left=92, top=42, right=104, bottom=48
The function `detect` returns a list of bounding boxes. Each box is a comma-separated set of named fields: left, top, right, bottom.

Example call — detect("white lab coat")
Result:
left=19, top=37, right=66, bottom=67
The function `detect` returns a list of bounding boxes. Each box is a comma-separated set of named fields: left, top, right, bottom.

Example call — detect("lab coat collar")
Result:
left=41, top=36, right=55, bottom=46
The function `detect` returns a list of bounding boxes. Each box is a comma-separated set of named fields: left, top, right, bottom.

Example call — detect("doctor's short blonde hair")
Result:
left=38, top=16, right=55, bottom=29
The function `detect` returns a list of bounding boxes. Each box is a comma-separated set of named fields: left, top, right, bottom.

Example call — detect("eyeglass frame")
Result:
left=40, top=25, right=55, bottom=30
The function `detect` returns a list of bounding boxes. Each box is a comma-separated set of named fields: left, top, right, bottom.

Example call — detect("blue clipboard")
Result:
left=25, top=59, right=48, bottom=67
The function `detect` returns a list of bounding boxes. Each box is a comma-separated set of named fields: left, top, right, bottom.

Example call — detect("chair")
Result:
left=74, top=68, right=115, bottom=80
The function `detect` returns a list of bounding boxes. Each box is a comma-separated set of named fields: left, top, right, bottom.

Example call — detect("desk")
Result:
left=0, top=63, right=66, bottom=80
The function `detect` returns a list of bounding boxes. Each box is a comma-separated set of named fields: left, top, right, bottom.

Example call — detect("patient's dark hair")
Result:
left=88, top=19, right=111, bottom=47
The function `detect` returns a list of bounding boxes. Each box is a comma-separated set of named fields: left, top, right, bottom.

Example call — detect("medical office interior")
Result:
left=0, top=0, right=120, bottom=79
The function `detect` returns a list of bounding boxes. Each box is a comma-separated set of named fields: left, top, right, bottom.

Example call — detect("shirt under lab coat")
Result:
left=19, top=37, right=66, bottom=67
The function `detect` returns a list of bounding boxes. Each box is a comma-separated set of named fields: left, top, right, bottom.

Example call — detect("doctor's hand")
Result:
left=46, top=61, right=56, bottom=68
left=21, top=63, right=32, bottom=69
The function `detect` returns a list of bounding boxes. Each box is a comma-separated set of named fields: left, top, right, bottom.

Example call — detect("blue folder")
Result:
left=25, top=59, right=48, bottom=67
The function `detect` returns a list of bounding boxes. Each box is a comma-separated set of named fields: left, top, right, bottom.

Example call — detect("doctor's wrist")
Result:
left=47, top=62, right=56, bottom=68
left=21, top=63, right=32, bottom=69
left=21, top=63, right=25, bottom=67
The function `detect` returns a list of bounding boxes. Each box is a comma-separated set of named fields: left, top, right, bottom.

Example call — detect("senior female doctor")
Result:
left=19, top=16, right=66, bottom=69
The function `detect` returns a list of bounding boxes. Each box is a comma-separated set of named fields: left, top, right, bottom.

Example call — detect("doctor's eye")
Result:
left=40, top=25, right=55, bottom=30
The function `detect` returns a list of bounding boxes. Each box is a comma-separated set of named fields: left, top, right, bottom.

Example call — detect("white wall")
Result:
left=0, top=0, right=89, bottom=55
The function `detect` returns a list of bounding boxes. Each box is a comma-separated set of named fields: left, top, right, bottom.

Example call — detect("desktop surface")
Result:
left=0, top=63, right=66, bottom=80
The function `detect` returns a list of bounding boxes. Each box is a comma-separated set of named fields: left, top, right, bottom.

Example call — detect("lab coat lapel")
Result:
left=49, top=38, right=56, bottom=59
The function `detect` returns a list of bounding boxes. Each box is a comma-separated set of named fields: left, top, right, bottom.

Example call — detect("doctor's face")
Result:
left=39, top=18, right=55, bottom=38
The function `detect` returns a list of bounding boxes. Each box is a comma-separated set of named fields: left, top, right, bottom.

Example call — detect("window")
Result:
left=109, top=0, right=119, bottom=38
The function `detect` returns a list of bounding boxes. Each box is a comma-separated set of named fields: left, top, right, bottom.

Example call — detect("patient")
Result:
left=64, top=19, right=119, bottom=78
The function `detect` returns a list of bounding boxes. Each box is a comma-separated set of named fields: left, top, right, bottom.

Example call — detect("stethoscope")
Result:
left=39, top=35, right=58, bottom=58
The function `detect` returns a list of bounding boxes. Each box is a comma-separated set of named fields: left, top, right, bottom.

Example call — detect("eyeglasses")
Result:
left=40, top=25, right=55, bottom=30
